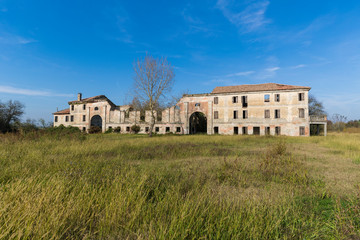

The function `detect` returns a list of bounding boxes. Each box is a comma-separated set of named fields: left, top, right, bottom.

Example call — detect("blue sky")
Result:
left=1, top=0, right=360, bottom=121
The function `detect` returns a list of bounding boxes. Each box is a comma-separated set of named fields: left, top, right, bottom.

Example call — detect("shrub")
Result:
left=105, top=128, right=113, bottom=134
left=88, top=126, right=102, bottom=134
left=131, top=124, right=141, bottom=134
left=113, top=127, right=121, bottom=133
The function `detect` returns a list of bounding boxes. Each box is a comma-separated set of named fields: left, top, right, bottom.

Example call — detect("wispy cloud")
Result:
left=265, top=67, right=280, bottom=72
left=0, top=33, right=36, bottom=45
left=225, top=71, right=255, bottom=77
left=0, top=85, right=73, bottom=97
left=291, top=64, right=306, bottom=69
left=216, top=0, right=270, bottom=33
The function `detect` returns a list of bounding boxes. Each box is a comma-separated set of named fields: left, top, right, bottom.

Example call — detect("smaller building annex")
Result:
left=53, top=83, right=327, bottom=136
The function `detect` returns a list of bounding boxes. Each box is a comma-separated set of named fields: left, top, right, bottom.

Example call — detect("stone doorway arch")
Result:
left=189, top=112, right=207, bottom=134
left=91, top=115, right=102, bottom=128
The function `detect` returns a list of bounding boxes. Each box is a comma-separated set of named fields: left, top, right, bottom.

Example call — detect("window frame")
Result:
left=233, top=110, right=238, bottom=119
left=214, top=97, right=218, bottom=104
left=275, top=94, right=280, bottom=102
left=214, top=111, right=219, bottom=119
left=264, top=109, right=270, bottom=118
left=275, top=109, right=280, bottom=119
left=232, top=96, right=238, bottom=103
left=264, top=94, right=270, bottom=102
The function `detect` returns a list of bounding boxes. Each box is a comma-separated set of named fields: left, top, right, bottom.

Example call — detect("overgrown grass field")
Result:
left=0, top=132, right=359, bottom=239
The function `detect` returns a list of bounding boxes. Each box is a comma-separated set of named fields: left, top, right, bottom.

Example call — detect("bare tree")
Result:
left=133, top=54, right=175, bottom=136
left=0, top=100, right=25, bottom=132
left=309, top=94, right=326, bottom=116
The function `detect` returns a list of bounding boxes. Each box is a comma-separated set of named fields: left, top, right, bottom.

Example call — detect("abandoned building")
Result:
left=53, top=83, right=327, bottom=136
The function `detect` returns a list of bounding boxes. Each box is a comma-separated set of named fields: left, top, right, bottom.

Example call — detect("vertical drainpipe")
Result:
left=208, top=101, right=213, bottom=135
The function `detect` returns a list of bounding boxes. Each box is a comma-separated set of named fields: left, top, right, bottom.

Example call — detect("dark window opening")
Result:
left=155, top=127, right=159, bottom=132
left=95, top=107, right=99, bottom=111
left=214, top=126, right=219, bottom=134
left=145, top=127, right=149, bottom=132
left=71, top=105, right=74, bottom=111
left=242, top=126, right=248, bottom=135
left=214, top=97, right=218, bottom=104
left=166, top=127, right=170, bottom=132
left=65, top=116, right=69, bottom=122
left=83, top=104, right=86, bottom=110
left=156, top=111, right=162, bottom=122
left=264, top=94, right=270, bottom=102
left=214, top=111, right=219, bottom=119
left=265, top=110, right=270, bottom=118
left=195, top=103, right=200, bottom=107
left=253, top=127, right=260, bottom=135
left=83, top=115, right=86, bottom=122
left=176, top=127, right=181, bottom=133
left=232, top=96, right=238, bottom=103
left=82, top=127, right=86, bottom=132
left=243, top=110, right=248, bottom=119
left=233, top=110, right=238, bottom=119
left=189, top=112, right=207, bottom=134
left=140, top=111, right=145, bottom=121
left=234, top=127, right=239, bottom=135
left=275, top=109, right=280, bottom=119
left=55, top=116, right=58, bottom=122
left=126, top=126, right=130, bottom=132
left=300, top=126, right=305, bottom=136
left=299, top=108, right=305, bottom=118
left=70, top=116, right=74, bottom=122
left=265, top=127, right=270, bottom=135
left=299, top=93, right=305, bottom=101
left=275, top=126, right=281, bottom=135
left=275, top=94, right=280, bottom=102
left=241, top=96, right=248, bottom=108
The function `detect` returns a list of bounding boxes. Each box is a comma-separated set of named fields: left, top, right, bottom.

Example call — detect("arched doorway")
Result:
left=189, top=112, right=207, bottom=134
left=91, top=115, right=102, bottom=128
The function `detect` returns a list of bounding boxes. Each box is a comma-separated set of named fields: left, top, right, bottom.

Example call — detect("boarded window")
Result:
left=275, top=109, right=280, bottom=119
left=264, top=94, right=270, bottom=102
left=214, top=126, right=219, bottom=134
left=241, top=96, right=248, bottom=107
left=242, top=126, right=248, bottom=135
left=214, top=111, right=219, bottom=119
left=275, top=126, right=281, bottom=135
left=243, top=110, right=248, bottom=119
left=214, top=97, right=218, bottom=104
left=253, top=127, right=260, bottom=135
left=233, top=110, right=238, bottom=119
left=264, top=110, right=270, bottom=118
left=298, top=93, right=305, bottom=101
left=300, top=126, right=305, bottom=136
left=275, top=94, right=280, bottom=102
left=55, top=116, right=58, bottom=122
left=299, top=108, right=305, bottom=118
left=232, top=96, right=238, bottom=103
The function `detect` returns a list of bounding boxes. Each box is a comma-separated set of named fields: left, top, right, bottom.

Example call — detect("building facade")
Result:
left=53, top=83, right=327, bottom=136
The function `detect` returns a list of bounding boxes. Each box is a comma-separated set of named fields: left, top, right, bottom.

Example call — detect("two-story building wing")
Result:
left=53, top=83, right=327, bottom=136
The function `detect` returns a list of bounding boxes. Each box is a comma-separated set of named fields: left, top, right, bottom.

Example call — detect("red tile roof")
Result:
left=212, top=83, right=311, bottom=94
left=53, top=109, right=70, bottom=115
left=68, top=95, right=116, bottom=107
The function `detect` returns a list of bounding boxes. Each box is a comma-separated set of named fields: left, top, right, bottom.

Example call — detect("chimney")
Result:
left=77, top=93, right=82, bottom=101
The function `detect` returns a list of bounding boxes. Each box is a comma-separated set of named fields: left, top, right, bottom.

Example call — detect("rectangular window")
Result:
left=253, top=127, right=260, bottom=135
left=83, top=104, right=86, bottom=110
left=264, top=94, right=270, bottom=102
left=232, top=96, right=238, bottom=103
left=275, top=109, right=280, bottom=119
left=82, top=127, right=86, bottom=132
left=265, top=127, right=270, bottom=135
left=195, top=103, right=200, bottom=107
left=264, top=110, right=270, bottom=118
left=241, top=96, right=248, bottom=107
left=243, top=110, right=248, bottom=119
left=83, top=115, right=86, bottom=122
left=299, top=93, right=305, bottom=101
left=214, top=111, right=218, bottom=119
left=65, top=116, right=69, bottom=122
left=145, top=127, right=149, bottom=132
left=55, top=116, right=58, bottom=122
left=126, top=127, right=130, bottom=132
left=176, top=127, right=181, bottom=133
left=299, top=126, right=305, bottom=136
left=242, top=126, right=248, bottom=135
left=275, top=94, right=280, bottom=102
left=166, top=127, right=170, bottom=132
left=71, top=105, right=74, bottom=111
left=275, top=126, right=281, bottom=135
left=70, top=115, right=74, bottom=122
left=214, top=126, right=219, bottom=134
left=233, top=110, right=238, bottom=119
left=234, top=127, right=238, bottom=135
left=155, top=127, right=159, bottom=132
left=299, top=108, right=305, bottom=118
left=214, top=97, right=218, bottom=104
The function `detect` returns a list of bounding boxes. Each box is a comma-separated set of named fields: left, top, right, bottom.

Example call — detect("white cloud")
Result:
left=216, top=0, right=270, bottom=32
left=291, top=64, right=306, bottom=69
left=225, top=71, right=255, bottom=77
left=0, top=33, right=36, bottom=45
left=266, top=67, right=280, bottom=72
left=0, top=85, right=73, bottom=97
